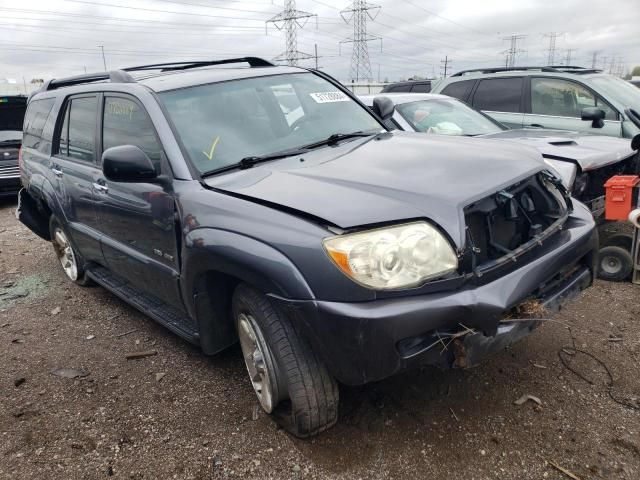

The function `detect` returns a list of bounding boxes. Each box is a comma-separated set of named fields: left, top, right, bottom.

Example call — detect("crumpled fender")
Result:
left=182, top=228, right=315, bottom=306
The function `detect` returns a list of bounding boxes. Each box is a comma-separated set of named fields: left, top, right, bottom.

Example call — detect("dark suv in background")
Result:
left=18, top=58, right=597, bottom=437
left=0, top=95, right=26, bottom=197
left=381, top=79, right=432, bottom=93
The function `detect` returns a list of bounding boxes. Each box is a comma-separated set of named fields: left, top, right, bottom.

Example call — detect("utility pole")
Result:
left=543, top=32, right=559, bottom=65
left=314, top=44, right=318, bottom=69
left=266, top=0, right=317, bottom=66
left=440, top=56, right=451, bottom=77
left=501, top=35, right=526, bottom=68
left=98, top=45, right=107, bottom=70
left=340, top=0, right=382, bottom=82
left=590, top=51, right=600, bottom=69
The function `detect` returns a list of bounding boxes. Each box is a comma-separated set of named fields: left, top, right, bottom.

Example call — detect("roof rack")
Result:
left=41, top=57, right=275, bottom=92
left=123, top=57, right=275, bottom=72
left=450, top=65, right=603, bottom=77
left=44, top=70, right=135, bottom=91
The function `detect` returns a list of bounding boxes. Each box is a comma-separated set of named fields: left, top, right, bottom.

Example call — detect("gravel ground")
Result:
left=1, top=198, right=639, bottom=480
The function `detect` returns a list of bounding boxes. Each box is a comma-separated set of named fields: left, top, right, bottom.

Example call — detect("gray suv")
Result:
left=431, top=66, right=640, bottom=138
left=18, top=58, right=597, bottom=437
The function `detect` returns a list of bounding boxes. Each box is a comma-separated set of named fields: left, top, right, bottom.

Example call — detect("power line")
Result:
left=340, top=0, right=382, bottom=82
left=266, top=0, right=317, bottom=66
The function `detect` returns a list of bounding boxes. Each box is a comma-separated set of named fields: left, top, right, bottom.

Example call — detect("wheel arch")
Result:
left=182, top=228, right=316, bottom=355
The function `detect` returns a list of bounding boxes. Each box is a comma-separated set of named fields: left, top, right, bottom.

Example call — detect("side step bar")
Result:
left=86, top=266, right=199, bottom=344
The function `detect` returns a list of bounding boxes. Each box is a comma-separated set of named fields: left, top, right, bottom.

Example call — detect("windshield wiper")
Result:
left=201, top=146, right=310, bottom=177
left=300, top=131, right=377, bottom=150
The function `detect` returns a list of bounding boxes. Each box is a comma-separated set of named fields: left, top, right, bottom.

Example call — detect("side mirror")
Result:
left=629, top=209, right=640, bottom=229
left=631, top=133, right=640, bottom=151
left=581, top=107, right=606, bottom=128
left=102, top=145, right=157, bottom=183
left=372, top=96, right=395, bottom=121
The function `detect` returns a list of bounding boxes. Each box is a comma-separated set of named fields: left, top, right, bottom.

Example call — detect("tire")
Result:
left=602, top=233, right=634, bottom=252
left=597, top=246, right=633, bottom=282
left=232, top=284, right=339, bottom=437
left=49, top=216, right=94, bottom=286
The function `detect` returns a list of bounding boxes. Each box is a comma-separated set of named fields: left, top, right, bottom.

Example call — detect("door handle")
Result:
left=51, top=167, right=63, bottom=177
left=93, top=182, right=109, bottom=193
left=527, top=123, right=544, bottom=128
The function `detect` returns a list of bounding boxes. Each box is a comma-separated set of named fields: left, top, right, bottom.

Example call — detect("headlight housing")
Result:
left=323, top=221, right=458, bottom=290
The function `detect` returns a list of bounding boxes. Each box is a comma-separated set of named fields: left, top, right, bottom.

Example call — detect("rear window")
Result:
left=472, top=78, right=523, bottom=113
left=410, top=83, right=431, bottom=93
left=1, top=96, right=28, bottom=142
left=23, top=98, right=54, bottom=149
left=58, top=96, right=98, bottom=162
left=440, top=80, right=475, bottom=101
left=389, top=84, right=412, bottom=93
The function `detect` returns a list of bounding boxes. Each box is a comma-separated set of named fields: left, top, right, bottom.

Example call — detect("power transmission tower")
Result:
left=564, top=48, right=576, bottom=66
left=590, top=51, right=600, bottom=69
left=266, top=0, right=317, bottom=66
left=543, top=32, right=559, bottom=65
left=440, top=56, right=451, bottom=77
left=340, top=0, right=382, bottom=82
left=501, top=35, right=526, bottom=68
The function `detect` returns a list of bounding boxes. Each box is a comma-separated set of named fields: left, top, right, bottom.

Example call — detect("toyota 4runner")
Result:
left=18, top=58, right=598, bottom=437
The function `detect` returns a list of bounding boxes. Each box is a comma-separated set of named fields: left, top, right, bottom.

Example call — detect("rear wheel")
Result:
left=49, top=217, right=94, bottom=286
left=232, top=284, right=339, bottom=437
left=598, top=246, right=633, bottom=282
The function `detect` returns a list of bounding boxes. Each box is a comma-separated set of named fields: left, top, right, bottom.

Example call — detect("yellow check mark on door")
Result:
left=202, top=136, right=220, bottom=161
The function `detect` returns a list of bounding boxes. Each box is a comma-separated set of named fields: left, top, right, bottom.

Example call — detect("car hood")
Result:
left=480, top=129, right=635, bottom=171
left=205, top=132, right=545, bottom=247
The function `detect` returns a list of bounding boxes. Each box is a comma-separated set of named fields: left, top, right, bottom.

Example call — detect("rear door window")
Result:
left=472, top=78, right=523, bottom=113
left=102, top=96, right=163, bottom=171
left=440, top=80, right=475, bottom=102
left=530, top=77, right=617, bottom=120
left=23, top=98, right=54, bottom=149
left=58, top=96, right=98, bottom=162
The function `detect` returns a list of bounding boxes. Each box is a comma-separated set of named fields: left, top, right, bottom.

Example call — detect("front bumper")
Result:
left=273, top=203, right=598, bottom=386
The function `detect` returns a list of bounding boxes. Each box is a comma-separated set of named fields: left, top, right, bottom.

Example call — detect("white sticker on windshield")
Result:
left=309, top=91, right=349, bottom=103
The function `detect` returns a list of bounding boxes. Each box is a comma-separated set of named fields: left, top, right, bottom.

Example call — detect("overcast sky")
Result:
left=1, top=0, right=639, bottom=88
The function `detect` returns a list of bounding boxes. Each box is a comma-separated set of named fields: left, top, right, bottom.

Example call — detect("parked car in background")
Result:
left=431, top=66, right=640, bottom=139
left=360, top=93, right=639, bottom=212
left=630, top=79, right=640, bottom=89
left=381, top=79, right=432, bottom=93
left=361, top=92, right=639, bottom=281
left=18, top=58, right=597, bottom=437
left=0, top=95, right=26, bottom=197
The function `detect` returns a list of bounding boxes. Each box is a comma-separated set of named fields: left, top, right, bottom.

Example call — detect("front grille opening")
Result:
left=464, top=173, right=570, bottom=271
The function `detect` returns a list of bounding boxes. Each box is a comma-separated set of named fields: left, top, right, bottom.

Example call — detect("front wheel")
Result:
left=49, top=217, right=94, bottom=286
left=232, top=284, right=339, bottom=437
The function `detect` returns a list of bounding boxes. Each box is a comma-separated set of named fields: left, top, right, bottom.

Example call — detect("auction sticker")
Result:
left=309, top=91, right=349, bottom=103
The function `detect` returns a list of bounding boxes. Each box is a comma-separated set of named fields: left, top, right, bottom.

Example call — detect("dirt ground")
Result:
left=1, top=198, right=639, bottom=480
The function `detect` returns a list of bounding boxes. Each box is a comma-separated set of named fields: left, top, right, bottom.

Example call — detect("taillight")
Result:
left=18, top=147, right=23, bottom=171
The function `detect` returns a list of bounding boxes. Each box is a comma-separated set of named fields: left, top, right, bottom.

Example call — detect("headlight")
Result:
left=323, top=221, right=458, bottom=290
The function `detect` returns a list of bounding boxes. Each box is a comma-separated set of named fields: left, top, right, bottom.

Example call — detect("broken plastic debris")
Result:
left=514, top=394, right=542, bottom=406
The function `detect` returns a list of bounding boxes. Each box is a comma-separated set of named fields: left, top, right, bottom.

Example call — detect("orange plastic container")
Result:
left=604, top=175, right=640, bottom=221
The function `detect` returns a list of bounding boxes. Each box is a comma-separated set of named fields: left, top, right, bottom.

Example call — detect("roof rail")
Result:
left=123, top=57, right=275, bottom=73
left=450, top=66, right=560, bottom=77
left=44, top=70, right=135, bottom=91
left=451, top=65, right=604, bottom=77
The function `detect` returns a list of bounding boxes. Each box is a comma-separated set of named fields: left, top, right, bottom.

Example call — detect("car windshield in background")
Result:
left=159, top=73, right=382, bottom=175
left=589, top=74, right=640, bottom=109
left=396, top=98, right=504, bottom=136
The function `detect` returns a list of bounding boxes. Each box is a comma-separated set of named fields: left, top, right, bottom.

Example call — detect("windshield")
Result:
left=589, top=74, right=640, bottom=109
left=159, top=72, right=382, bottom=174
left=396, top=98, right=503, bottom=136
